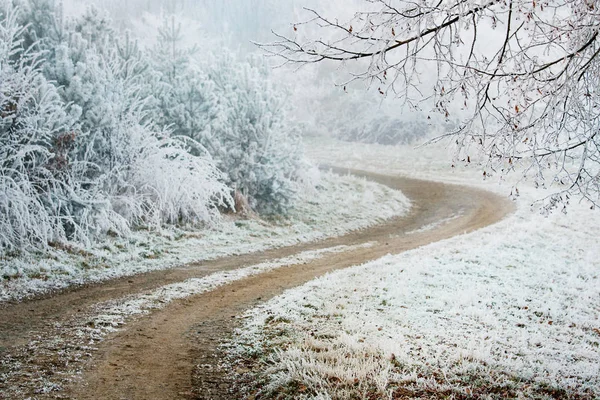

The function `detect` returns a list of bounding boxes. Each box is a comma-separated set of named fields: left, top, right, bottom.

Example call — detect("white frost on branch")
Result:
left=262, top=0, right=600, bottom=208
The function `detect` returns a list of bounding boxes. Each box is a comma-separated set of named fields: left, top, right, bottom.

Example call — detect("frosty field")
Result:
left=3, top=0, right=600, bottom=397
left=0, top=171, right=410, bottom=302
left=225, top=139, right=600, bottom=399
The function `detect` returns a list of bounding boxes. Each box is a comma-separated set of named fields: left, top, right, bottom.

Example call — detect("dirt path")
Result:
left=0, top=169, right=514, bottom=399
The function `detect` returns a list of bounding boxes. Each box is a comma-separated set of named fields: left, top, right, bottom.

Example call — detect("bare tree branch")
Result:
left=261, top=0, right=600, bottom=209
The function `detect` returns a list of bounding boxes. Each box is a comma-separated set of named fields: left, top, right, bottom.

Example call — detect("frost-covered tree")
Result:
left=151, top=16, right=217, bottom=144
left=0, top=3, right=76, bottom=251
left=264, top=0, right=600, bottom=208
left=206, top=54, right=306, bottom=214
left=150, top=16, right=307, bottom=214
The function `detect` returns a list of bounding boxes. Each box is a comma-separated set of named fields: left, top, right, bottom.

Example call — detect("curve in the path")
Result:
left=57, top=169, right=514, bottom=400
left=0, top=168, right=487, bottom=350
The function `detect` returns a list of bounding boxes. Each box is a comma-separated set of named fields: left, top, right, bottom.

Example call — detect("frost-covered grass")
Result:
left=0, top=243, right=372, bottom=399
left=306, top=137, right=487, bottom=186
left=225, top=138, right=600, bottom=399
left=81, top=243, right=375, bottom=337
left=1, top=172, right=409, bottom=302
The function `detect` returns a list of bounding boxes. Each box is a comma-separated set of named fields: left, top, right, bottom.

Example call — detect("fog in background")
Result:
left=63, top=0, right=449, bottom=145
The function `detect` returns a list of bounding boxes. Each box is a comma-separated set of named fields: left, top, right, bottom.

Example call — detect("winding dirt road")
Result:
left=0, top=168, right=514, bottom=399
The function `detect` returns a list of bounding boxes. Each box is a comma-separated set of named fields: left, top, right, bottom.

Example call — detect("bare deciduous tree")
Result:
left=262, top=0, right=600, bottom=209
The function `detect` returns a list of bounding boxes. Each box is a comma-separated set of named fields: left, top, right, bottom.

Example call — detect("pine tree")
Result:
left=151, top=16, right=218, bottom=146
left=205, top=53, right=305, bottom=214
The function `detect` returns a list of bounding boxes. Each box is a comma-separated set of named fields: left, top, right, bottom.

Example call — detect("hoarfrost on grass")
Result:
left=225, top=139, right=600, bottom=399
left=1, top=172, right=410, bottom=302
left=0, top=243, right=372, bottom=399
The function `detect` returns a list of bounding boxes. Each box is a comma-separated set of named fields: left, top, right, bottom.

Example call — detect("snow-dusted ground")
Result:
left=0, top=171, right=410, bottom=302
left=83, top=242, right=375, bottom=336
left=0, top=243, right=375, bottom=398
left=226, top=138, right=600, bottom=399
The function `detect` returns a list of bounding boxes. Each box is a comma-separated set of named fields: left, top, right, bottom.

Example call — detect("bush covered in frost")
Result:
left=0, top=2, right=233, bottom=254
left=341, top=116, right=434, bottom=146
left=0, top=4, right=75, bottom=251
left=0, top=1, right=310, bottom=255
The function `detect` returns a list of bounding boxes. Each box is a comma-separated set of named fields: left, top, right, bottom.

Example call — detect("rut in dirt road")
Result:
left=0, top=169, right=514, bottom=399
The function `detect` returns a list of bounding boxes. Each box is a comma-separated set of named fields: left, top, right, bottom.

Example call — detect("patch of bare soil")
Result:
left=0, top=168, right=514, bottom=399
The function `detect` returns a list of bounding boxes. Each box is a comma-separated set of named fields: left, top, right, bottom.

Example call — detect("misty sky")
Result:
left=62, top=0, right=454, bottom=131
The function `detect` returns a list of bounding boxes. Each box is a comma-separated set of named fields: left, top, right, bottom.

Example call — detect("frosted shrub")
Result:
left=0, top=4, right=75, bottom=252
left=341, top=116, right=436, bottom=146
left=113, top=124, right=232, bottom=228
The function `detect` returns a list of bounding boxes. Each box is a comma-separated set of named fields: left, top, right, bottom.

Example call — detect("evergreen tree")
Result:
left=206, top=54, right=305, bottom=214
left=151, top=16, right=218, bottom=146
left=150, top=16, right=307, bottom=214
